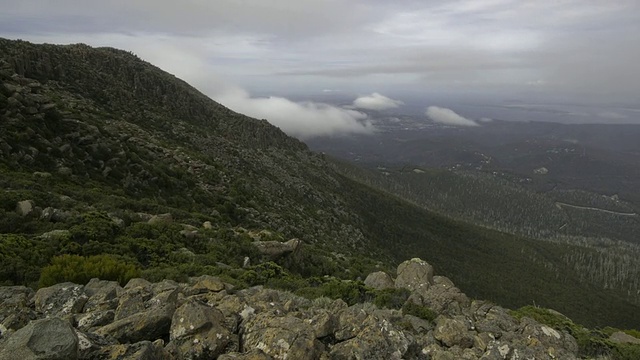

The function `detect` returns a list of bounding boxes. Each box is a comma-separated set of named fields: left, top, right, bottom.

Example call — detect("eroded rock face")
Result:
left=0, top=258, right=582, bottom=360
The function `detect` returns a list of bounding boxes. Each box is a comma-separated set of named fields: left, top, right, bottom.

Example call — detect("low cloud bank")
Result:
left=353, top=92, right=404, bottom=110
left=426, top=106, right=479, bottom=127
left=216, top=88, right=374, bottom=139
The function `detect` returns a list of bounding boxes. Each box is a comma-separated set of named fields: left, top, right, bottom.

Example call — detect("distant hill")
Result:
left=1, top=38, right=640, bottom=331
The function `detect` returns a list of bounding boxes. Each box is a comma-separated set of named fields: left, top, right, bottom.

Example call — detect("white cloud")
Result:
left=352, top=92, right=404, bottom=111
left=216, top=87, right=373, bottom=139
left=426, top=106, right=479, bottom=127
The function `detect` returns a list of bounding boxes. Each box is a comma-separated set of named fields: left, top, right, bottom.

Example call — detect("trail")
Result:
left=555, top=202, right=638, bottom=216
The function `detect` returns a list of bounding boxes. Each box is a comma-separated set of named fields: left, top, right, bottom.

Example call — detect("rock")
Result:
left=203, top=221, right=213, bottom=229
left=218, top=350, right=273, bottom=360
left=15, top=200, right=34, bottom=216
left=34, top=282, right=88, bottom=318
left=75, top=310, right=115, bottom=331
left=329, top=317, right=410, bottom=360
left=186, top=275, right=226, bottom=295
left=609, top=331, right=640, bottom=344
left=40, top=207, right=71, bottom=222
left=38, top=229, right=70, bottom=241
left=92, top=340, right=171, bottom=360
left=252, top=238, right=301, bottom=259
left=0, top=318, right=78, bottom=360
left=147, top=213, right=173, bottom=225
left=395, top=258, right=434, bottom=292
left=242, top=312, right=324, bottom=360
left=167, top=299, right=232, bottom=359
left=95, top=306, right=174, bottom=344
left=411, top=276, right=470, bottom=315
left=0, top=286, right=36, bottom=332
left=434, top=317, right=474, bottom=348
left=83, top=278, right=122, bottom=313
left=471, top=301, right=519, bottom=338
left=364, top=271, right=395, bottom=290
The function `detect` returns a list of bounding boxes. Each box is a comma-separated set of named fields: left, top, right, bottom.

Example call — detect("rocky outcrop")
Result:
left=252, top=238, right=301, bottom=260
left=364, top=271, right=395, bottom=290
left=0, top=258, right=582, bottom=359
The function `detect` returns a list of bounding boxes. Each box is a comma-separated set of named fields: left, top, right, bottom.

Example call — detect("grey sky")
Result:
left=2, top=0, right=639, bottom=137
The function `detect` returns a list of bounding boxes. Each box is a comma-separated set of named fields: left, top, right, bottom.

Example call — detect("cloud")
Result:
left=426, top=106, right=479, bottom=127
left=598, top=111, right=627, bottom=120
left=352, top=93, right=404, bottom=110
left=216, top=87, right=374, bottom=139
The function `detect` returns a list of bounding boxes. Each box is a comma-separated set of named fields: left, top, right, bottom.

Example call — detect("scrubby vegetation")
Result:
left=1, top=37, right=640, bottom=342
left=511, top=306, right=640, bottom=360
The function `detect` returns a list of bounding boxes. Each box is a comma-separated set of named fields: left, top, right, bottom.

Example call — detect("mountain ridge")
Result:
left=1, top=37, right=640, bottom=345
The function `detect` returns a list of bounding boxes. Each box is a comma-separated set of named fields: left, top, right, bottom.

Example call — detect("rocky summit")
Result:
left=0, top=258, right=580, bottom=360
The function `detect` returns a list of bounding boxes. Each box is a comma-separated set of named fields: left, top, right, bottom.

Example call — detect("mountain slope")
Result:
left=1, top=38, right=639, bottom=330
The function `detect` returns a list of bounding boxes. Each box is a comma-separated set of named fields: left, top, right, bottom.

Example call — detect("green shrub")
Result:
left=402, top=301, right=437, bottom=322
left=39, top=254, right=140, bottom=287
left=373, top=288, right=411, bottom=309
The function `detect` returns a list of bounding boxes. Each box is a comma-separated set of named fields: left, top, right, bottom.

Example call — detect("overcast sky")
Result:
left=2, top=1, right=639, bottom=137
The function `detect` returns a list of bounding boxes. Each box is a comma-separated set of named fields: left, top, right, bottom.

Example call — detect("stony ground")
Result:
left=0, top=258, right=580, bottom=360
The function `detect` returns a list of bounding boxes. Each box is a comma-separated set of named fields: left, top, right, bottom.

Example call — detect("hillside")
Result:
left=1, top=36, right=640, bottom=342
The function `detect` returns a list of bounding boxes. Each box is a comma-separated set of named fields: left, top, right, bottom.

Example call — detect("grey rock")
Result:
left=75, top=310, right=115, bottom=331
left=167, top=299, right=232, bottom=359
left=15, top=200, right=35, bottom=216
left=411, top=276, right=470, bottom=316
left=95, top=306, right=174, bottom=343
left=186, top=275, right=226, bottom=296
left=147, top=213, right=173, bottom=225
left=609, top=331, right=640, bottom=344
left=242, top=312, right=324, bottom=360
left=252, top=238, right=301, bottom=259
left=34, top=282, right=88, bottom=318
left=434, top=317, right=474, bottom=348
left=364, top=271, right=395, bottom=290
left=329, top=316, right=410, bottom=360
left=0, top=317, right=78, bottom=360
left=37, top=229, right=70, bottom=241
left=395, top=258, right=434, bottom=292
left=0, top=286, right=34, bottom=330
left=92, top=340, right=171, bottom=360
left=83, top=278, right=122, bottom=313
left=218, top=350, right=273, bottom=360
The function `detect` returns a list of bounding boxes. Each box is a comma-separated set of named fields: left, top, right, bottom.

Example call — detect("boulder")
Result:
left=186, top=275, right=226, bottom=295
left=34, top=282, right=88, bottom=318
left=364, top=271, right=395, bottom=290
left=609, top=331, right=640, bottom=345
left=0, top=286, right=35, bottom=330
left=95, top=306, right=174, bottom=344
left=252, top=238, right=301, bottom=259
left=410, top=276, right=470, bottom=315
left=167, top=299, right=232, bottom=359
left=92, top=340, right=171, bottom=360
left=0, top=318, right=78, bottom=360
left=395, top=258, right=434, bottom=292
left=15, top=200, right=34, bottom=216
left=242, top=312, right=324, bottom=360
left=329, top=318, right=410, bottom=360
left=434, top=317, right=474, bottom=348
left=218, top=350, right=273, bottom=360
left=83, top=278, right=122, bottom=313
left=37, top=229, right=70, bottom=241
left=147, top=213, right=173, bottom=225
